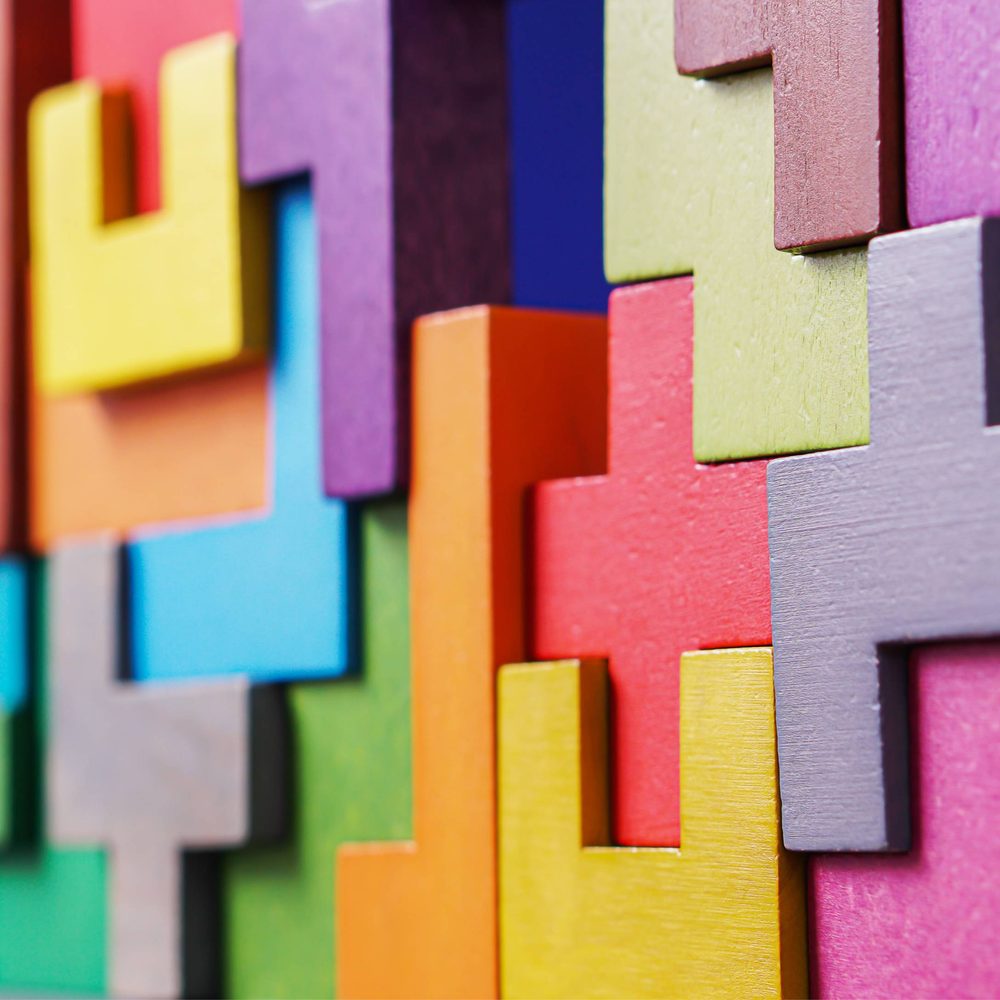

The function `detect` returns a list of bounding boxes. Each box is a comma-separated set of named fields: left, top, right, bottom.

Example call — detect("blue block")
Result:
left=128, top=180, right=354, bottom=683
left=0, top=558, right=28, bottom=711
left=507, top=0, right=611, bottom=312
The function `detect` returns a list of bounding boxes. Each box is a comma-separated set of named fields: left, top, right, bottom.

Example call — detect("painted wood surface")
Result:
left=336, top=305, right=607, bottom=999
left=47, top=538, right=289, bottom=997
left=225, top=500, right=411, bottom=999
left=674, top=0, right=901, bottom=251
left=239, top=0, right=509, bottom=498
left=605, top=0, right=869, bottom=463
left=534, top=278, right=770, bottom=847
left=769, top=217, right=1000, bottom=851
left=811, top=642, right=1000, bottom=997
left=499, top=652, right=806, bottom=999
left=30, top=34, right=268, bottom=394
left=127, top=181, right=351, bottom=684
left=0, top=558, right=29, bottom=848
left=904, top=0, right=1000, bottom=227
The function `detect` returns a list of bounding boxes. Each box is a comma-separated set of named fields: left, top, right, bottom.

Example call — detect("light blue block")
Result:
left=128, top=180, right=354, bottom=683
left=0, top=558, right=28, bottom=711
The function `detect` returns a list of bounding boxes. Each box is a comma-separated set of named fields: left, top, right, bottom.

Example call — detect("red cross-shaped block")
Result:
left=533, top=277, right=771, bottom=846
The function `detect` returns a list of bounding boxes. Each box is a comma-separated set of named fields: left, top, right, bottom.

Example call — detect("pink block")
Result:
left=904, top=0, right=1000, bottom=226
left=811, top=642, right=1000, bottom=997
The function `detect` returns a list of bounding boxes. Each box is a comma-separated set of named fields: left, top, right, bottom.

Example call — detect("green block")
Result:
left=604, top=0, right=870, bottom=460
left=225, top=500, right=412, bottom=998
left=0, top=561, right=107, bottom=996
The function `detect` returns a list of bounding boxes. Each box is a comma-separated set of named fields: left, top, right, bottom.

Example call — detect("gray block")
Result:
left=46, top=539, right=288, bottom=998
left=769, top=217, right=1000, bottom=851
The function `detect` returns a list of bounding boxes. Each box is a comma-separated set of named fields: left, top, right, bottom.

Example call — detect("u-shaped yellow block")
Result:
left=30, top=33, right=269, bottom=395
left=499, top=650, right=807, bottom=998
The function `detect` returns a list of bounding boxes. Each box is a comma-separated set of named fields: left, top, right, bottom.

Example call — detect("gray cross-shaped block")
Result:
left=769, top=216, right=1000, bottom=851
left=47, top=538, right=288, bottom=997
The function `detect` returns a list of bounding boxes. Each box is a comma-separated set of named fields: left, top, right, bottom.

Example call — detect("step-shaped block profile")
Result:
left=812, top=643, right=1000, bottom=998
left=675, top=0, right=901, bottom=251
left=47, top=538, right=288, bottom=998
left=30, top=33, right=268, bottom=396
left=239, top=0, right=509, bottom=498
left=534, top=278, right=770, bottom=846
left=905, top=0, right=1000, bottom=227
left=499, top=652, right=806, bottom=998
left=336, top=305, right=607, bottom=999
left=769, top=217, right=1000, bottom=851
left=72, top=0, right=237, bottom=213
left=605, top=0, right=869, bottom=463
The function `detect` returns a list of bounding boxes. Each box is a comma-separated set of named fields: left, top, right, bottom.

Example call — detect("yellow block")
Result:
left=30, top=33, right=268, bottom=395
left=605, top=0, right=868, bottom=461
left=499, top=650, right=807, bottom=999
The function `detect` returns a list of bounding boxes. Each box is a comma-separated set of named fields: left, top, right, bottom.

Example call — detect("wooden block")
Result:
left=811, top=643, right=1000, bottom=997
left=239, top=0, right=508, bottom=498
left=769, top=217, right=1000, bottom=851
left=225, top=499, right=411, bottom=999
left=0, top=1, right=71, bottom=551
left=48, top=538, right=289, bottom=998
left=72, top=0, right=237, bottom=213
left=336, top=305, right=608, bottom=998
left=904, top=0, right=1000, bottom=227
left=0, top=557, right=30, bottom=849
left=534, top=278, right=770, bottom=847
left=499, top=653, right=807, bottom=998
left=127, top=180, right=351, bottom=684
left=674, top=0, right=901, bottom=251
left=30, top=34, right=269, bottom=395
left=605, top=0, right=869, bottom=462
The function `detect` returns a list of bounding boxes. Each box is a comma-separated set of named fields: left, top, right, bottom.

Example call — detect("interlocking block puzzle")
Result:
left=336, top=305, right=607, bottom=999
left=225, top=500, right=411, bottom=999
left=240, top=0, right=509, bottom=498
left=605, top=0, right=869, bottom=462
left=30, top=33, right=269, bottom=395
left=769, top=217, right=1000, bottom=851
left=534, top=278, right=770, bottom=846
left=674, top=0, right=901, bottom=250
left=812, top=643, right=1000, bottom=998
left=0, top=0, right=71, bottom=550
left=72, top=0, right=237, bottom=212
left=127, top=180, right=351, bottom=684
left=905, top=0, right=1000, bottom=227
left=499, top=652, right=807, bottom=998
left=48, top=538, right=289, bottom=998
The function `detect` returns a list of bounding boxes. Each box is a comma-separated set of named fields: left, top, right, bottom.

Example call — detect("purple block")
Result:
left=905, top=0, right=1000, bottom=227
left=239, top=0, right=509, bottom=498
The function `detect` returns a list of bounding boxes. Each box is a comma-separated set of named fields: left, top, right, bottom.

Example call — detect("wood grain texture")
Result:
left=336, top=306, right=607, bottom=999
left=239, top=0, right=509, bottom=498
left=0, top=0, right=71, bottom=550
left=769, top=217, right=1000, bottom=851
left=675, top=0, right=902, bottom=251
left=605, top=0, right=869, bottom=462
left=71, top=0, right=237, bottom=214
left=499, top=652, right=806, bottom=999
left=904, top=0, right=1000, bottom=227
left=225, top=500, right=411, bottom=999
left=533, top=278, right=770, bottom=847
left=811, top=642, right=1000, bottom=997
left=47, top=538, right=289, bottom=998
left=30, top=34, right=269, bottom=395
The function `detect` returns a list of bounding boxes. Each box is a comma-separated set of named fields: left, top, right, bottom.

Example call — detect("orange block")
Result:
left=336, top=305, right=607, bottom=999
left=29, top=362, right=269, bottom=550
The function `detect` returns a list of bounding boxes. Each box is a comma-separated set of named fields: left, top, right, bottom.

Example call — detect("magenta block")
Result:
left=239, top=0, right=509, bottom=498
left=811, top=642, right=1000, bottom=997
left=904, top=0, right=1000, bottom=227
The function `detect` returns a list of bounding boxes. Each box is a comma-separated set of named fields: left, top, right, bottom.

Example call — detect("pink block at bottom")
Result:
left=811, top=642, right=1000, bottom=997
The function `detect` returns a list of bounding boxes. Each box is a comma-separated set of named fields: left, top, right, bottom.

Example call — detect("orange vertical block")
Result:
left=336, top=305, right=607, bottom=999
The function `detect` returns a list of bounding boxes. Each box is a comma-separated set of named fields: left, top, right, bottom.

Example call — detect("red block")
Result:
left=532, top=278, right=771, bottom=846
left=72, top=0, right=238, bottom=212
